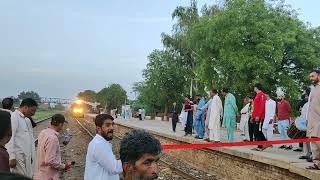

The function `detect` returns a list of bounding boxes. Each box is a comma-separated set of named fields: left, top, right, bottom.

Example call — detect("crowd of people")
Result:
left=0, top=69, right=319, bottom=180
left=175, top=69, right=320, bottom=169
left=0, top=98, right=162, bottom=179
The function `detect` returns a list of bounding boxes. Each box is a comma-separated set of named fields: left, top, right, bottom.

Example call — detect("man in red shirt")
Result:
left=251, top=83, right=268, bottom=151
left=276, top=94, right=292, bottom=150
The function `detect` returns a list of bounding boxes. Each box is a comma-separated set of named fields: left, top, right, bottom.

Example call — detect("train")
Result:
left=69, top=99, right=100, bottom=118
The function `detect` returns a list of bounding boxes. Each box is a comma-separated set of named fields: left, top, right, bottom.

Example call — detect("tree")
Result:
left=186, top=0, right=320, bottom=104
left=96, top=84, right=127, bottom=111
left=77, top=90, right=97, bottom=102
left=18, top=91, right=41, bottom=102
left=137, top=0, right=320, bottom=114
left=161, top=0, right=200, bottom=96
left=138, top=50, right=188, bottom=116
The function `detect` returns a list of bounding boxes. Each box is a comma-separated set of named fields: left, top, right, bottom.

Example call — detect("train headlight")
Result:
left=73, top=108, right=83, bottom=113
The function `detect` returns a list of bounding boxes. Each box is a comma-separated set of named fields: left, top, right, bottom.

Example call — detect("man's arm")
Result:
left=200, top=99, right=211, bottom=112
left=231, top=96, right=238, bottom=114
left=94, top=144, right=122, bottom=174
left=7, top=116, right=18, bottom=160
left=44, top=137, right=66, bottom=170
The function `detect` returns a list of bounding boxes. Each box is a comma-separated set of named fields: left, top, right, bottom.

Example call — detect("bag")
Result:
left=287, top=122, right=306, bottom=139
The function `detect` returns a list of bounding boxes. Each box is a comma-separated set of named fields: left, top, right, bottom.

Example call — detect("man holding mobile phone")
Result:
left=34, top=114, right=72, bottom=180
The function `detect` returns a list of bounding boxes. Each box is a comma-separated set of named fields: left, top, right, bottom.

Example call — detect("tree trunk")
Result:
left=190, top=79, right=193, bottom=97
left=164, top=102, right=168, bottom=121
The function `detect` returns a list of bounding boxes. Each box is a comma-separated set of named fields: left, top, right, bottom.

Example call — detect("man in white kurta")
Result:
left=84, top=114, right=122, bottom=180
left=262, top=92, right=276, bottom=140
left=239, top=98, right=252, bottom=141
left=207, top=90, right=223, bottom=142
left=6, top=98, right=37, bottom=178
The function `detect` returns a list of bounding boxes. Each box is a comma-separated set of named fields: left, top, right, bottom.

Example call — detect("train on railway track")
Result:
left=68, top=99, right=100, bottom=118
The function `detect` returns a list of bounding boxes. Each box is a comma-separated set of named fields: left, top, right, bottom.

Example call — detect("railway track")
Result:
left=72, top=116, right=199, bottom=180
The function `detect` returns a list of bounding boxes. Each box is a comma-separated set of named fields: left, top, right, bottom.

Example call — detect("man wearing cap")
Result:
left=34, top=114, right=72, bottom=180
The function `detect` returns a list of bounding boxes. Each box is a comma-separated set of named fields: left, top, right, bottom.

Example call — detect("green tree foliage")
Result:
left=134, top=0, right=320, bottom=114
left=96, top=84, right=127, bottom=111
left=188, top=0, right=320, bottom=104
left=132, top=50, right=188, bottom=115
left=77, top=90, right=97, bottom=102
left=18, top=91, right=41, bottom=102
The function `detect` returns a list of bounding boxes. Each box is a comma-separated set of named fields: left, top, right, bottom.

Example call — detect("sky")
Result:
left=0, top=0, right=319, bottom=100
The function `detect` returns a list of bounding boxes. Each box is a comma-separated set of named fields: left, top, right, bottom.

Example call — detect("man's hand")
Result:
left=64, top=160, right=72, bottom=170
left=255, top=117, right=260, bottom=121
left=9, top=159, right=17, bottom=168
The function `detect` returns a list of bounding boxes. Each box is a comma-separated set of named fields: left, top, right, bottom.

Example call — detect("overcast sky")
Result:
left=1, top=0, right=319, bottom=100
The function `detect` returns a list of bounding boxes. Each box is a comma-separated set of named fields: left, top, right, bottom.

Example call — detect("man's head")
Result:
left=304, top=94, right=309, bottom=102
left=172, top=102, right=176, bottom=106
left=0, top=111, right=12, bottom=146
left=2, top=97, right=14, bottom=111
left=195, top=94, right=202, bottom=101
left=244, top=96, right=253, bottom=104
left=184, top=95, right=190, bottom=102
left=19, top=98, right=38, bottom=117
left=210, top=89, right=218, bottom=97
left=277, top=95, right=285, bottom=101
left=309, top=69, right=320, bottom=86
left=304, top=89, right=311, bottom=101
left=221, top=88, right=228, bottom=96
left=51, top=114, right=66, bottom=132
left=254, top=83, right=263, bottom=93
left=264, top=88, right=271, bottom=100
left=95, top=114, right=114, bottom=141
left=120, top=130, right=162, bottom=180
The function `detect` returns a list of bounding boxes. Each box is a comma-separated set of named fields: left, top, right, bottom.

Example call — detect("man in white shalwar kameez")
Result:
left=6, top=98, right=37, bottom=178
left=239, top=97, right=253, bottom=141
left=205, top=89, right=223, bottom=142
left=262, top=90, right=276, bottom=140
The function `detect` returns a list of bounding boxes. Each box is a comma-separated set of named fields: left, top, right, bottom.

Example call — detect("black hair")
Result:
left=310, top=69, right=320, bottom=74
left=264, top=88, right=271, bottom=95
left=221, top=88, right=228, bottom=93
left=195, top=94, right=202, bottom=97
left=120, top=129, right=161, bottom=164
left=95, top=114, right=114, bottom=127
left=0, top=111, right=11, bottom=139
left=0, top=172, right=32, bottom=180
left=51, top=114, right=66, bottom=126
left=20, top=98, right=38, bottom=108
left=254, top=83, right=263, bottom=91
left=211, top=89, right=218, bottom=94
left=2, top=98, right=14, bottom=110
